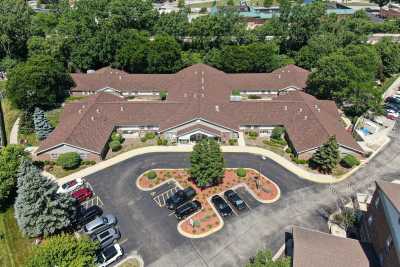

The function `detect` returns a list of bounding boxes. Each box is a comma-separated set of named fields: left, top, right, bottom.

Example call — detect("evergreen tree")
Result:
left=14, top=159, right=75, bottom=237
left=190, top=139, right=224, bottom=187
left=310, top=136, right=340, bottom=174
left=33, top=107, right=53, bottom=140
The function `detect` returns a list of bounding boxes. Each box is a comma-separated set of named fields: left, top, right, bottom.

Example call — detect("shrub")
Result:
left=159, top=90, right=167, bottom=100
left=263, top=139, right=284, bottom=148
left=285, top=147, right=292, bottom=154
left=109, top=140, right=122, bottom=152
left=236, top=168, right=247, bottom=177
left=248, top=94, right=261, bottom=99
left=82, top=160, right=96, bottom=165
left=140, top=137, right=147, bottom=143
left=290, top=155, right=308, bottom=164
left=248, top=131, right=258, bottom=139
left=56, top=152, right=81, bottom=170
left=145, top=132, right=156, bottom=140
left=271, top=127, right=285, bottom=140
left=228, top=139, right=237, bottom=145
left=200, top=7, right=207, bottom=13
left=111, top=132, right=124, bottom=143
left=146, top=170, right=157, bottom=180
left=157, top=138, right=168, bottom=145
left=340, top=154, right=360, bottom=168
left=232, top=89, right=240, bottom=96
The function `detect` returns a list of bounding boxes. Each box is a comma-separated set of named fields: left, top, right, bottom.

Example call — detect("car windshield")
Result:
left=99, top=231, right=109, bottom=239
left=236, top=199, right=244, bottom=205
left=103, top=246, right=118, bottom=260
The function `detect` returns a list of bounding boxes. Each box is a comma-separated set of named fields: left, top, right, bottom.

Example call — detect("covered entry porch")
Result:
left=177, top=129, right=221, bottom=145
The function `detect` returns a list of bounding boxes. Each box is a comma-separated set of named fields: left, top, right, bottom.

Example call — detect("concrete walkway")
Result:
left=383, top=74, right=400, bottom=98
left=9, top=117, right=19, bottom=144
left=237, top=132, right=245, bottom=146
left=56, top=143, right=387, bottom=185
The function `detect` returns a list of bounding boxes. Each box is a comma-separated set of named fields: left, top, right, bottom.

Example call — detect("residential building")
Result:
left=291, top=226, right=378, bottom=267
left=361, top=181, right=400, bottom=267
left=35, top=64, right=363, bottom=161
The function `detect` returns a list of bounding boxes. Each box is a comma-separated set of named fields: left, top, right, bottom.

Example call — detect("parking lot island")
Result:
left=136, top=168, right=280, bottom=238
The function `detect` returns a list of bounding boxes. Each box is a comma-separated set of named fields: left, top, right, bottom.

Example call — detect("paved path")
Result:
left=383, top=74, right=400, bottom=98
left=9, top=117, right=19, bottom=144
left=58, top=143, right=380, bottom=185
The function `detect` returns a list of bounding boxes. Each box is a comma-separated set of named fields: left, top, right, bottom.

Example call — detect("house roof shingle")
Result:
left=293, top=227, right=378, bottom=267
left=37, top=64, right=362, bottom=155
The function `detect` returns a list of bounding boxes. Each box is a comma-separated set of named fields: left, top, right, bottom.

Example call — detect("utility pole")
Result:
left=0, top=92, right=7, bottom=148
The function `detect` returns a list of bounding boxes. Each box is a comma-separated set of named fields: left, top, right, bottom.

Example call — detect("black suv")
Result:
left=175, top=200, right=202, bottom=220
left=166, top=187, right=196, bottom=210
left=211, top=195, right=233, bottom=217
left=73, top=205, right=103, bottom=228
left=224, top=190, right=247, bottom=211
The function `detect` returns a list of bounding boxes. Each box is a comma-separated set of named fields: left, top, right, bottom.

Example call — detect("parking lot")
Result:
left=83, top=152, right=323, bottom=267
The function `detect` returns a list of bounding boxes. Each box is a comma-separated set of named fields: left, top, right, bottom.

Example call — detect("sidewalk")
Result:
left=56, top=145, right=362, bottom=185
left=383, top=74, right=400, bottom=99
left=9, top=117, right=19, bottom=144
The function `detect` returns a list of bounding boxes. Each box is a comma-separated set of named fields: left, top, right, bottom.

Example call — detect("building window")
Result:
left=375, top=196, right=380, bottom=208
left=50, top=153, right=58, bottom=160
left=368, top=215, right=373, bottom=226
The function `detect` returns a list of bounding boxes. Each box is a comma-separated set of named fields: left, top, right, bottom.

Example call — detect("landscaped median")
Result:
left=136, top=168, right=280, bottom=238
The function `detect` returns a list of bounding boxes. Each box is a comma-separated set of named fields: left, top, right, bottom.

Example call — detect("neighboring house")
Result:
left=291, top=226, right=379, bottom=267
left=361, top=181, right=400, bottom=267
left=35, top=64, right=363, bottom=161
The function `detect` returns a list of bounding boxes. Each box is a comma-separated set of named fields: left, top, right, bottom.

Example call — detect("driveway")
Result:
left=85, top=123, right=400, bottom=267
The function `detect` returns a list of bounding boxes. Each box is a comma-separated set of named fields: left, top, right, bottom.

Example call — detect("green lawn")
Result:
left=48, top=165, right=89, bottom=178
left=382, top=74, right=399, bottom=93
left=0, top=208, right=33, bottom=267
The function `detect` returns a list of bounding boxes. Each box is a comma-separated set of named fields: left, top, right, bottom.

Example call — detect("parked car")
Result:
left=57, top=178, right=84, bottom=194
left=384, top=103, right=400, bottom=111
left=97, top=243, right=124, bottom=267
left=166, top=187, right=196, bottom=210
left=71, top=187, right=93, bottom=203
left=91, top=227, right=120, bottom=249
left=211, top=195, right=233, bottom=217
left=224, top=190, right=247, bottom=211
left=83, top=214, right=117, bottom=235
left=385, top=96, right=400, bottom=105
left=386, top=112, right=399, bottom=120
left=73, top=205, right=103, bottom=227
left=175, top=200, right=202, bottom=220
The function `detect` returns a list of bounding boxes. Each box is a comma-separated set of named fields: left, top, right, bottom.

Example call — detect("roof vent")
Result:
left=87, top=70, right=95, bottom=74
left=193, top=93, right=197, bottom=98
left=278, top=74, right=281, bottom=79
left=82, top=104, right=86, bottom=109
left=304, top=115, right=308, bottom=120
left=201, top=93, right=205, bottom=98
left=215, top=105, right=220, bottom=112
left=314, top=104, right=318, bottom=109
left=184, top=93, right=187, bottom=98
left=96, top=108, right=100, bottom=113
left=298, top=108, right=303, bottom=113
left=119, top=75, right=122, bottom=80
left=120, top=106, right=124, bottom=111
left=284, top=105, right=287, bottom=111
left=78, top=109, right=82, bottom=114
left=91, top=116, right=95, bottom=121
left=317, top=108, right=321, bottom=112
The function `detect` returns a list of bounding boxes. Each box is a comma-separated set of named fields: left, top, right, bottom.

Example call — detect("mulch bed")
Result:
left=138, top=168, right=279, bottom=236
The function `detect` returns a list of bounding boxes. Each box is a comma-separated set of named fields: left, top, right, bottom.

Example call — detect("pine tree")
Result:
left=310, top=136, right=340, bottom=174
left=33, top=107, right=53, bottom=140
left=14, top=159, right=75, bottom=237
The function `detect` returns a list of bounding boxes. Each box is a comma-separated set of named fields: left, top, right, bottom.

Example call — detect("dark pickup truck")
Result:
left=166, top=187, right=196, bottom=210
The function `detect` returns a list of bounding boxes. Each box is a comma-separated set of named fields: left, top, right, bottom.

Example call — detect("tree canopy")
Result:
left=310, top=136, right=340, bottom=174
left=0, top=145, right=27, bottom=210
left=190, top=139, right=225, bottom=187
left=246, top=249, right=291, bottom=267
left=6, top=55, right=73, bottom=111
left=25, top=234, right=99, bottom=267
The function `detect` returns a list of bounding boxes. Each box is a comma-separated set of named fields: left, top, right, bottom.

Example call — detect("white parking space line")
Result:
left=152, top=186, right=179, bottom=208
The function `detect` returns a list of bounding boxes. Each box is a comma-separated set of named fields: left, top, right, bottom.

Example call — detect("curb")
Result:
left=115, top=255, right=144, bottom=267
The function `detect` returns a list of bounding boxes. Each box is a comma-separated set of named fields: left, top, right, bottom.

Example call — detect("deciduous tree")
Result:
left=190, top=139, right=224, bottom=187
left=6, top=55, right=73, bottom=111
left=0, top=145, right=27, bottom=210
left=246, top=249, right=291, bottom=267
left=146, top=35, right=183, bottom=73
left=25, top=234, right=99, bottom=267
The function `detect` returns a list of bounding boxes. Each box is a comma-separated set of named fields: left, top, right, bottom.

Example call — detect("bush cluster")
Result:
left=141, top=132, right=156, bottom=142
left=109, top=140, right=122, bottom=152
left=111, top=132, right=124, bottom=143
left=146, top=170, right=157, bottom=180
left=290, top=154, right=308, bottom=164
left=82, top=160, right=96, bottom=165
left=228, top=139, right=237, bottom=145
left=56, top=152, right=81, bottom=170
left=271, top=127, right=285, bottom=140
left=231, top=89, right=240, bottom=96
left=159, top=90, right=167, bottom=100
left=247, top=131, right=258, bottom=139
left=340, top=154, right=360, bottom=168
left=236, top=168, right=247, bottom=177
left=157, top=138, right=168, bottom=145
left=248, top=95, right=261, bottom=100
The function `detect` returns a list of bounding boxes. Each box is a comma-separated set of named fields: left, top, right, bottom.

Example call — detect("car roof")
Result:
left=102, top=245, right=118, bottom=259
left=85, top=216, right=104, bottom=229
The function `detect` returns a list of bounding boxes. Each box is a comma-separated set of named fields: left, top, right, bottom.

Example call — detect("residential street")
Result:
left=84, top=122, right=400, bottom=267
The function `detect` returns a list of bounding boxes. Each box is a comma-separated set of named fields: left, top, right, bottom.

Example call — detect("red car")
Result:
left=71, top=187, right=93, bottom=203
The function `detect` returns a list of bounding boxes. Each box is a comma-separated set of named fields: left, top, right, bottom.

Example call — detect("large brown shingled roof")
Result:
left=292, top=227, right=378, bottom=267
left=37, top=64, right=362, bottom=155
